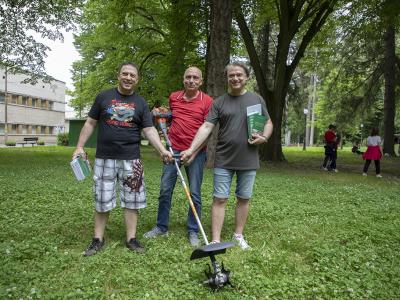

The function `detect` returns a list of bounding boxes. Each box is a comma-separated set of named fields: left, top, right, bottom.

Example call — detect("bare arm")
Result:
left=142, top=126, right=172, bottom=160
left=181, top=121, right=215, bottom=162
left=249, top=118, right=273, bottom=145
left=72, top=117, right=97, bottom=159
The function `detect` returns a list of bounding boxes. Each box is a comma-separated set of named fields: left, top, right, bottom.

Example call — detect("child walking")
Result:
left=362, top=128, right=382, bottom=178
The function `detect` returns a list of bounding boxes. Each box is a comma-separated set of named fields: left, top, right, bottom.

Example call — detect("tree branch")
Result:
left=287, top=1, right=336, bottom=81
left=139, top=52, right=165, bottom=71
left=133, top=26, right=166, bottom=38
left=299, top=0, right=321, bottom=24
left=234, top=2, right=272, bottom=102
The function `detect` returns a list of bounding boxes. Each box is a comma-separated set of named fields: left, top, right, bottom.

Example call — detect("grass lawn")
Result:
left=0, top=146, right=399, bottom=299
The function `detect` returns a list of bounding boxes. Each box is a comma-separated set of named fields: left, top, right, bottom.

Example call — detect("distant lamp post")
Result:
left=303, top=108, right=309, bottom=151
left=4, top=66, right=9, bottom=144
left=360, top=123, right=364, bottom=146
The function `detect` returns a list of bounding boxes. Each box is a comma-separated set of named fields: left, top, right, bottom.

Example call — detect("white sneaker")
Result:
left=362, top=173, right=367, bottom=176
left=376, top=174, right=382, bottom=178
left=333, top=169, right=339, bottom=173
left=233, top=233, right=251, bottom=250
left=322, top=167, right=328, bottom=171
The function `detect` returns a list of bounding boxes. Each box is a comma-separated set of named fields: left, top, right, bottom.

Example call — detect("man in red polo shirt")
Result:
left=144, top=67, right=213, bottom=246
left=322, top=124, right=338, bottom=172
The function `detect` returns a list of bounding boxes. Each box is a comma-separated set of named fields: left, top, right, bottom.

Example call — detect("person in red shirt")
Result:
left=322, top=124, right=338, bottom=172
left=144, top=67, right=213, bottom=246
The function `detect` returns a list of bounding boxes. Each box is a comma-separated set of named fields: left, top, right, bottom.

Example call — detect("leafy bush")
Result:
left=37, top=140, right=45, bottom=145
left=57, top=132, right=69, bottom=146
left=5, top=141, right=16, bottom=146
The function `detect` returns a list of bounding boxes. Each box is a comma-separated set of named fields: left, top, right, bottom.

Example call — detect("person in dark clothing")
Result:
left=352, top=144, right=364, bottom=155
left=322, top=124, right=338, bottom=172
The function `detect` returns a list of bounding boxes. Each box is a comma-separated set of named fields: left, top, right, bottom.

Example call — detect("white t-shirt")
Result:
left=367, top=135, right=381, bottom=146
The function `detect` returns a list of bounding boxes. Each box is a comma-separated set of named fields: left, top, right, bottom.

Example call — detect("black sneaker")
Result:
left=126, top=238, right=146, bottom=253
left=83, top=238, right=105, bottom=257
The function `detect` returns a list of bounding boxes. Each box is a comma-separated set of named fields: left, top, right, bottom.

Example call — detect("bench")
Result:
left=17, top=137, right=39, bottom=147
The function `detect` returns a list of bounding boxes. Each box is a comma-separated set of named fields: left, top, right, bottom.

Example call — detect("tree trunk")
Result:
left=258, top=21, right=271, bottom=85
left=383, top=24, right=396, bottom=156
left=205, top=0, right=232, bottom=168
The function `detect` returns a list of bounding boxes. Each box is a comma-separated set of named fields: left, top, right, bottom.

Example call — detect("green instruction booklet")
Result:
left=70, top=156, right=91, bottom=181
left=247, top=114, right=266, bottom=140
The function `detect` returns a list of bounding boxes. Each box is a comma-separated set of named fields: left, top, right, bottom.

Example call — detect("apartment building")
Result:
left=0, top=67, right=66, bottom=144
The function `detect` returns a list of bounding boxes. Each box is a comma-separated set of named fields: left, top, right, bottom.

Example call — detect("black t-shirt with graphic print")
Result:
left=88, top=88, right=153, bottom=160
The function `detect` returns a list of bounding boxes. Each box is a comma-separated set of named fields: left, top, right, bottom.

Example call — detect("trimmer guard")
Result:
left=190, top=242, right=235, bottom=260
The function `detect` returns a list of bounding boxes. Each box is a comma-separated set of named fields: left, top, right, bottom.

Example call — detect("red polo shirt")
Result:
left=168, top=90, right=213, bottom=150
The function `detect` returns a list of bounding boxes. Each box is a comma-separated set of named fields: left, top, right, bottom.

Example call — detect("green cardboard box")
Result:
left=70, top=155, right=91, bottom=181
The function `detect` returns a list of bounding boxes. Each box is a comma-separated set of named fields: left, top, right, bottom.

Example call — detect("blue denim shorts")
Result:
left=213, top=168, right=257, bottom=199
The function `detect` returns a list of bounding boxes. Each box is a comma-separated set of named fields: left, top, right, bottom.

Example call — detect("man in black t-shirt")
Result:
left=72, top=62, right=172, bottom=256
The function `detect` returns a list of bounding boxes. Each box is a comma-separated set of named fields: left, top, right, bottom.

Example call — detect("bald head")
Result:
left=184, top=67, right=203, bottom=79
left=183, top=67, right=203, bottom=95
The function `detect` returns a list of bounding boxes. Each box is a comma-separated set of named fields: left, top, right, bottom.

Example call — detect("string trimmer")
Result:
left=152, top=107, right=234, bottom=290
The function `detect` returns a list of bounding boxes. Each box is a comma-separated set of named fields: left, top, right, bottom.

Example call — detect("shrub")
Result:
left=57, top=133, right=69, bottom=146
left=5, top=141, right=16, bottom=146
left=38, top=140, right=45, bottom=145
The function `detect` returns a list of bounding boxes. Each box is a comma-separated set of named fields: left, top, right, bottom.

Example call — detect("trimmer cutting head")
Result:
left=204, top=262, right=232, bottom=290
left=191, top=242, right=235, bottom=290
left=190, top=242, right=235, bottom=260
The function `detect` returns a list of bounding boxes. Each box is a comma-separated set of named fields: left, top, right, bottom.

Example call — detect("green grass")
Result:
left=0, top=146, right=399, bottom=299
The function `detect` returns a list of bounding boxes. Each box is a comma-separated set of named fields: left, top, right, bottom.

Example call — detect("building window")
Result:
left=0, top=92, right=4, bottom=103
left=31, top=126, right=36, bottom=134
left=11, top=95, right=18, bottom=104
left=0, top=123, right=4, bottom=134
left=22, top=125, right=28, bottom=134
left=31, top=99, right=36, bottom=107
left=22, top=96, right=28, bottom=106
left=11, top=124, right=17, bottom=134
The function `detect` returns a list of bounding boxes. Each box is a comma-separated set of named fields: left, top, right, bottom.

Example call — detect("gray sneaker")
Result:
left=188, top=232, right=200, bottom=247
left=143, top=226, right=168, bottom=238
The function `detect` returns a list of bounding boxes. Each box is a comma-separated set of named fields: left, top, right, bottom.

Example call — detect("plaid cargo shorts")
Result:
left=93, top=158, right=146, bottom=212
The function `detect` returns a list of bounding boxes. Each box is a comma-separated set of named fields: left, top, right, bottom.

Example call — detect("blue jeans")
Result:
left=156, top=149, right=206, bottom=233
left=323, top=144, right=337, bottom=170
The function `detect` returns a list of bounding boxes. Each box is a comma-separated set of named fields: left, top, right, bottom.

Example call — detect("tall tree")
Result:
left=312, top=0, right=399, bottom=150
left=70, top=0, right=206, bottom=112
left=235, top=0, right=337, bottom=161
left=381, top=0, right=399, bottom=155
left=204, top=0, right=233, bottom=167
left=0, top=0, right=81, bottom=77
left=383, top=24, right=396, bottom=155
left=205, top=0, right=232, bottom=98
